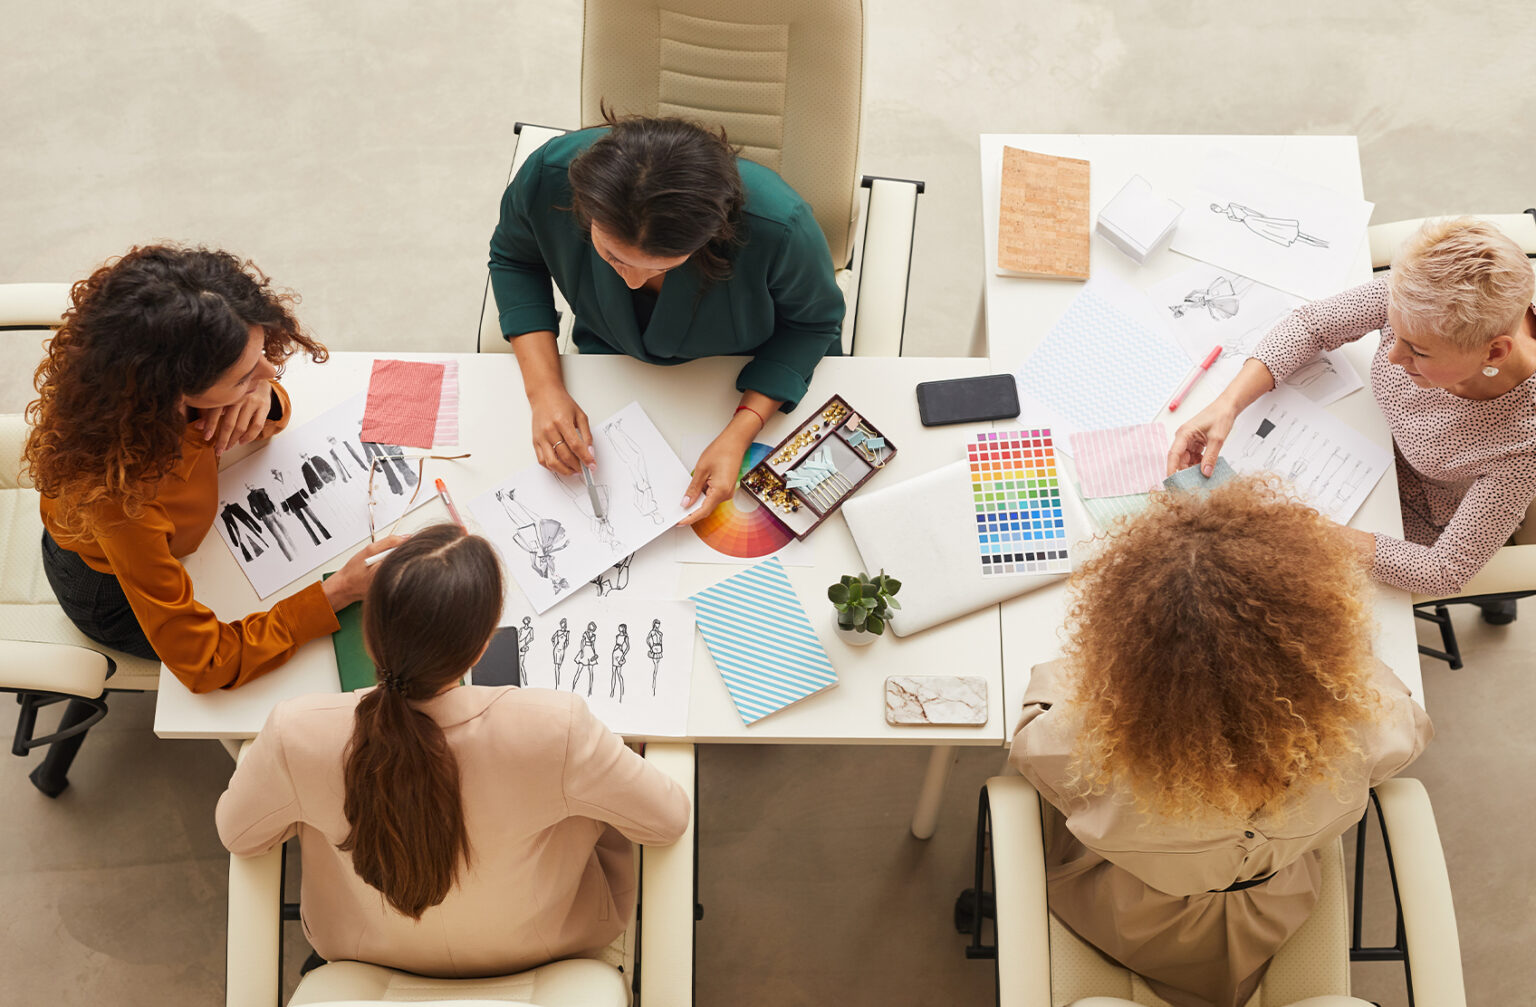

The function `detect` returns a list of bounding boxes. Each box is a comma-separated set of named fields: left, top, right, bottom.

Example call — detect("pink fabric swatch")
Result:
left=433, top=360, right=460, bottom=447
left=360, top=359, right=445, bottom=448
left=1070, top=423, right=1170, bottom=498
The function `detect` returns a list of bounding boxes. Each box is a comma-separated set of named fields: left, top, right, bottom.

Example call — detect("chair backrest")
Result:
left=1368, top=211, right=1536, bottom=270
left=287, top=958, right=628, bottom=1007
left=580, top=0, right=865, bottom=268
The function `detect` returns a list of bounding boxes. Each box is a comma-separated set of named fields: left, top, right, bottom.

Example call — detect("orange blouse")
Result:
left=41, top=382, right=339, bottom=693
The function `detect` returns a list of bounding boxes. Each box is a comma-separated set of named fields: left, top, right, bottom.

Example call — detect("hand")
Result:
left=322, top=535, right=407, bottom=611
left=529, top=387, right=595, bottom=476
left=1166, top=399, right=1237, bottom=477
left=678, top=426, right=751, bottom=527
left=197, top=379, right=273, bottom=455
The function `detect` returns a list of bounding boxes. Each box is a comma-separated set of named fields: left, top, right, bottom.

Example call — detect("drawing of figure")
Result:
left=604, top=418, right=663, bottom=523
left=571, top=621, right=598, bottom=697
left=517, top=616, right=533, bottom=676
left=361, top=440, right=419, bottom=495
left=340, top=437, right=368, bottom=472
left=610, top=624, right=630, bottom=702
left=550, top=618, right=570, bottom=688
left=246, top=483, right=294, bottom=560
left=280, top=488, right=330, bottom=545
left=305, top=451, right=338, bottom=486
left=556, top=473, right=620, bottom=551
left=270, top=467, right=285, bottom=488
left=1209, top=202, right=1329, bottom=248
left=220, top=502, right=267, bottom=561
left=326, top=436, right=354, bottom=482
left=1168, top=274, right=1252, bottom=320
left=496, top=488, right=570, bottom=593
left=589, top=553, right=633, bottom=596
left=646, top=619, right=663, bottom=695
left=1286, top=356, right=1338, bottom=388
left=300, top=453, right=326, bottom=493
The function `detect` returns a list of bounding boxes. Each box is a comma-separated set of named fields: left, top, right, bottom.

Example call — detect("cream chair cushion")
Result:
left=288, top=958, right=628, bottom=1007
left=1368, top=212, right=1536, bottom=269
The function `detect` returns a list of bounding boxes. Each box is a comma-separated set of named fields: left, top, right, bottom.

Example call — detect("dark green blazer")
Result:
left=488, top=127, right=845, bottom=409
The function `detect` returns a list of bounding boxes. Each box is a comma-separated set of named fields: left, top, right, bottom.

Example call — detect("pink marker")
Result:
left=1168, top=346, right=1223, bottom=412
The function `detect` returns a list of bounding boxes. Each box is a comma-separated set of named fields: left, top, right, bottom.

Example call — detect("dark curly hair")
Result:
left=24, top=244, right=327, bottom=539
left=566, top=109, right=746, bottom=286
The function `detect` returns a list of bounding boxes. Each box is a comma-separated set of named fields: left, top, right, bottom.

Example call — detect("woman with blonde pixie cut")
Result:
left=1170, top=218, right=1536, bottom=602
left=1011, top=476, right=1431, bottom=1007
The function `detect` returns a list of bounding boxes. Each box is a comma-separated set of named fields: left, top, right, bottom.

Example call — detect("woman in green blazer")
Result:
left=488, top=116, right=846, bottom=523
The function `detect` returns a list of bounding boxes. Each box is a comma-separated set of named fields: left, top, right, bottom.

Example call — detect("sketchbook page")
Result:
left=1012, top=276, right=1191, bottom=447
left=1170, top=150, right=1374, bottom=302
left=468, top=401, right=692, bottom=615
left=672, top=435, right=814, bottom=566
left=215, top=393, right=440, bottom=599
left=486, top=598, right=695, bottom=738
left=1225, top=385, right=1390, bottom=524
left=1145, top=264, right=1364, bottom=407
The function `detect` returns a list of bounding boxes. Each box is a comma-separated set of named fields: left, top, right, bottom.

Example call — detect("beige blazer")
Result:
left=217, top=686, right=690, bottom=978
left=1009, top=659, right=1432, bottom=1007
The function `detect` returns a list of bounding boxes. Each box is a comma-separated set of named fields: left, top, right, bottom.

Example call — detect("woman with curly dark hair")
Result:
left=26, top=245, right=400, bottom=698
left=488, top=113, right=846, bottom=525
left=1009, top=476, right=1433, bottom=1007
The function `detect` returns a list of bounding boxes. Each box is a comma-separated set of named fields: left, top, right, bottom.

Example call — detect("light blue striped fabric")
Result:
left=690, top=557, right=838, bottom=725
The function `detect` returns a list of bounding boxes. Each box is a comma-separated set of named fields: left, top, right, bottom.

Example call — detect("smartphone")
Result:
left=470, top=625, right=522, bottom=687
left=915, top=374, right=1021, bottom=426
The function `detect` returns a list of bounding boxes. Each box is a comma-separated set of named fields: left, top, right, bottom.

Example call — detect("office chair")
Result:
left=956, top=776, right=1465, bottom=1007
left=476, top=0, right=920, bottom=358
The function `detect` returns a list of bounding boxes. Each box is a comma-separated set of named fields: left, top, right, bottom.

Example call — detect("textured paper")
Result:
left=997, top=146, right=1091, bottom=279
left=360, top=359, right=445, bottom=448
left=1070, top=423, right=1170, bottom=498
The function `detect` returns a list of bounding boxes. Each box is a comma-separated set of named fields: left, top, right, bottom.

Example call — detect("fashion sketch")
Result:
left=326, top=436, right=353, bottom=483
left=610, top=624, right=630, bottom=702
left=572, top=622, right=598, bottom=697
left=245, top=483, right=294, bottom=561
left=550, top=618, right=570, bottom=689
left=280, top=488, right=330, bottom=545
left=361, top=439, right=419, bottom=496
left=340, top=436, right=368, bottom=473
left=1209, top=202, right=1329, bottom=248
left=1168, top=273, right=1256, bottom=320
left=219, top=502, right=267, bottom=561
left=495, top=488, right=570, bottom=593
left=301, top=451, right=337, bottom=488
left=604, top=417, right=664, bottom=523
left=556, top=473, right=620, bottom=552
left=518, top=616, right=533, bottom=677
left=589, top=553, right=633, bottom=596
left=647, top=619, right=663, bottom=695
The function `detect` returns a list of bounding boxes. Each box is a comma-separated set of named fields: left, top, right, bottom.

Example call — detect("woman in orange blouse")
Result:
left=25, top=246, right=399, bottom=710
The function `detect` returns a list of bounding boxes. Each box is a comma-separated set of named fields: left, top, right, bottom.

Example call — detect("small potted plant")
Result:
left=827, top=571, right=901, bottom=645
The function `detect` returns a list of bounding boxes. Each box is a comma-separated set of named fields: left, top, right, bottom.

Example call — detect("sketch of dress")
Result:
left=557, top=474, right=620, bottom=551
left=610, top=624, right=630, bottom=701
left=604, top=418, right=663, bottom=523
left=246, top=484, right=294, bottom=560
left=551, top=618, right=570, bottom=689
left=1209, top=202, right=1329, bottom=248
left=646, top=619, right=663, bottom=695
left=517, top=617, right=533, bottom=678
left=280, top=488, right=330, bottom=544
left=496, top=489, right=570, bottom=593
left=589, top=553, right=633, bottom=596
left=1168, top=274, right=1252, bottom=320
left=572, top=622, right=598, bottom=697
left=220, top=502, right=267, bottom=561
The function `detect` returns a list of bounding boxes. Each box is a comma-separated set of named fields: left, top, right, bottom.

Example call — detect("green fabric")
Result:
left=488, top=127, right=846, bottom=410
left=323, top=575, right=376, bottom=692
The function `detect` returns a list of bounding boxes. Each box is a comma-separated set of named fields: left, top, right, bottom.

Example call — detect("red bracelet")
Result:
left=734, top=405, right=766, bottom=427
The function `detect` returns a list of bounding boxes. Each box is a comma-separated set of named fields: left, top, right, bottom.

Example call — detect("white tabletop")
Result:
left=976, top=134, right=1424, bottom=722
left=154, top=352, right=1009, bottom=746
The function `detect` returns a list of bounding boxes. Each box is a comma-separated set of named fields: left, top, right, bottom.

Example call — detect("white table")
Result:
left=976, top=134, right=1424, bottom=730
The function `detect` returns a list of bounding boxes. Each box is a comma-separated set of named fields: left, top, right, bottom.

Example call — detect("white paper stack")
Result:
left=1097, top=175, right=1183, bottom=263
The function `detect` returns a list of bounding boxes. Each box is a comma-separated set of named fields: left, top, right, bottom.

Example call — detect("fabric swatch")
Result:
left=360, top=359, right=445, bottom=448
left=691, top=557, right=837, bottom=726
left=1071, top=423, right=1170, bottom=497
left=433, top=360, right=460, bottom=447
left=1163, top=456, right=1238, bottom=494
left=1080, top=489, right=1152, bottom=532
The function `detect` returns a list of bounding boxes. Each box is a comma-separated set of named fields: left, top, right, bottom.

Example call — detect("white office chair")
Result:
left=227, top=741, right=699, bottom=1007
left=958, top=776, right=1465, bottom=1007
left=476, top=0, right=920, bottom=359
left=0, top=283, right=163, bottom=797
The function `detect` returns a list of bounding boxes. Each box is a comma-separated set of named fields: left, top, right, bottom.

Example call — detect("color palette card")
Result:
left=967, top=430, right=1071, bottom=577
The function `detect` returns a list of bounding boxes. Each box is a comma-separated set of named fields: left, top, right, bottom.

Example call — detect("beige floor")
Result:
left=3, top=1, right=1534, bottom=1004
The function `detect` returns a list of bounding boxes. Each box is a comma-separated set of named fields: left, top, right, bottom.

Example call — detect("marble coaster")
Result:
left=885, top=676, right=988, bottom=726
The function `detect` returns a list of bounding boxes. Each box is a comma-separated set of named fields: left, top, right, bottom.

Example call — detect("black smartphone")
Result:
left=915, top=374, right=1021, bottom=426
left=471, top=625, right=522, bottom=687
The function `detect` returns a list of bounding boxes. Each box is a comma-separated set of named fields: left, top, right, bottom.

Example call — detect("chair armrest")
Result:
left=986, top=776, right=1053, bottom=1007
left=1373, top=779, right=1467, bottom=1007
left=1411, top=544, right=1536, bottom=604
left=226, top=740, right=285, bottom=1007
left=849, top=176, right=923, bottom=357
left=0, top=282, right=71, bottom=327
left=639, top=742, right=696, bottom=1007
left=0, top=640, right=111, bottom=698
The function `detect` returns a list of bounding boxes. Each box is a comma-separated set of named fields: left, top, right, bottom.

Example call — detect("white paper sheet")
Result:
left=469, top=402, right=692, bottom=614
left=214, top=393, right=439, bottom=599
left=1146, top=265, right=1364, bottom=407
left=1226, top=385, right=1391, bottom=524
left=1170, top=150, right=1374, bottom=301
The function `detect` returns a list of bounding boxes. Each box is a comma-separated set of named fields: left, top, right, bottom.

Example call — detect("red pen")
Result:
left=1168, top=346, right=1223, bottom=412
left=436, top=477, right=466, bottom=528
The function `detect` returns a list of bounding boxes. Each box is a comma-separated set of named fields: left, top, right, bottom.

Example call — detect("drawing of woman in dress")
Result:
left=605, top=418, right=663, bottom=523
left=495, top=488, right=570, bottom=593
left=609, top=624, right=630, bottom=702
left=646, top=619, right=663, bottom=695
left=517, top=616, right=533, bottom=677
left=550, top=618, right=570, bottom=689
left=1169, top=275, right=1250, bottom=321
left=572, top=622, right=599, bottom=697
left=1209, top=202, right=1329, bottom=248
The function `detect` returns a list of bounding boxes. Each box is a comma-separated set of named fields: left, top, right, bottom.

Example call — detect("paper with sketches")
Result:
left=215, top=394, right=439, bottom=599
left=1226, top=386, right=1390, bottom=523
left=1070, top=423, right=1169, bottom=497
left=360, top=359, right=444, bottom=448
left=1013, top=277, right=1191, bottom=444
left=1146, top=265, right=1364, bottom=407
left=672, top=436, right=814, bottom=566
left=433, top=360, right=460, bottom=447
left=1170, top=151, right=1374, bottom=301
left=485, top=598, right=695, bottom=737
left=469, top=402, right=692, bottom=614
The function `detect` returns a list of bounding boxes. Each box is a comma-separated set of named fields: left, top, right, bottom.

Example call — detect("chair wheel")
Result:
left=1479, top=599, right=1518, bottom=625
left=954, top=888, right=995, bottom=934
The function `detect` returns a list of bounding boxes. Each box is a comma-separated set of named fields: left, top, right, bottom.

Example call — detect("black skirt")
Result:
left=39, top=531, right=159, bottom=662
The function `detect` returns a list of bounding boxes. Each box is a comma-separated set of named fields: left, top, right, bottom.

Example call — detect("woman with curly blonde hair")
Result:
left=1010, top=476, right=1432, bottom=1007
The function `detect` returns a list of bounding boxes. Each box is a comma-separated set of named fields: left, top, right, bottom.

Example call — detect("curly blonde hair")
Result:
left=1062, top=475, right=1381, bottom=823
left=1389, top=217, right=1534, bottom=352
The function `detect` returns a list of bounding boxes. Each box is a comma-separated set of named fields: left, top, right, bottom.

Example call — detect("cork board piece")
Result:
left=997, top=146, right=1091, bottom=280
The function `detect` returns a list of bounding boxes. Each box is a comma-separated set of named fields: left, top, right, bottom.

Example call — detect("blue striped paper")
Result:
left=691, top=557, right=837, bottom=725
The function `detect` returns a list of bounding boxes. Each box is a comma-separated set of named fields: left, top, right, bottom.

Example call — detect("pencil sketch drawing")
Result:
left=556, top=473, right=620, bottom=551
left=604, top=417, right=664, bottom=524
left=550, top=617, right=570, bottom=689
left=589, top=553, right=633, bottom=596
left=647, top=619, right=663, bottom=695
left=573, top=621, right=598, bottom=697
left=610, top=624, right=630, bottom=702
left=518, top=616, right=533, bottom=680
left=495, top=488, right=571, bottom=594
left=1168, top=273, right=1254, bottom=320
left=1209, top=202, right=1329, bottom=248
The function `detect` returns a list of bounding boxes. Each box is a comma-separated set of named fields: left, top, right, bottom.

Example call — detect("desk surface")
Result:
left=154, top=353, right=1010, bottom=746
left=976, top=134, right=1425, bottom=724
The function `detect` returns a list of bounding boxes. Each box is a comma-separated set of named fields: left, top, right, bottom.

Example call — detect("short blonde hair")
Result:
left=1389, top=217, right=1534, bottom=352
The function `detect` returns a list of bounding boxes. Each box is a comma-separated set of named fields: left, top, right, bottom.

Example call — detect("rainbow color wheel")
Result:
left=689, top=442, right=797, bottom=558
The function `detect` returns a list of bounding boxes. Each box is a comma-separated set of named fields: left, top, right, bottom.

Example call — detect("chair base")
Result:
left=12, top=692, right=108, bottom=798
left=1414, top=594, right=1529, bottom=669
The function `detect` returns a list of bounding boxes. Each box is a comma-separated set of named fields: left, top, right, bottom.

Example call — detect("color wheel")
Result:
left=689, top=442, right=797, bottom=558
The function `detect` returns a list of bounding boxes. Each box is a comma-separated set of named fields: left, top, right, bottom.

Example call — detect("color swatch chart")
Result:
left=967, top=430, right=1071, bottom=577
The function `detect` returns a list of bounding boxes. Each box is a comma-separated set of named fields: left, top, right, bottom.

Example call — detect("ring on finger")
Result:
left=553, top=439, right=565, bottom=448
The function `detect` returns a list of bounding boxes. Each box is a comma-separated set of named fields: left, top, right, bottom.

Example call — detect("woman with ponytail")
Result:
left=216, top=524, right=690, bottom=977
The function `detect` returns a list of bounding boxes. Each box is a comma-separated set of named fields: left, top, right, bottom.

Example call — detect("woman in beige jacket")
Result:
left=1010, top=476, right=1432, bottom=1007
left=217, top=524, right=690, bottom=978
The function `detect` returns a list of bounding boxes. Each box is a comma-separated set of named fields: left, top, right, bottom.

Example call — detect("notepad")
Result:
left=325, top=587, right=377, bottom=692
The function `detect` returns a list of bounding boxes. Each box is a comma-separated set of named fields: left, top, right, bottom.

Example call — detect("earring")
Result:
left=1483, top=365, right=1500, bottom=378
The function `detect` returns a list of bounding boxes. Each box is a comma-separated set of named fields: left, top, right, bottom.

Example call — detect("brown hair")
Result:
left=1062, top=476, right=1381, bottom=823
left=23, top=245, right=326, bottom=540
left=566, top=109, right=746, bottom=285
left=340, top=524, right=504, bottom=919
